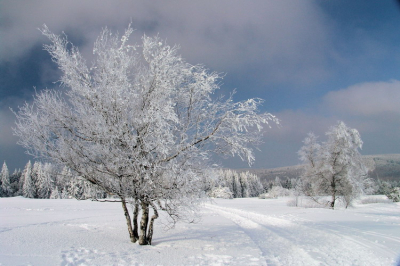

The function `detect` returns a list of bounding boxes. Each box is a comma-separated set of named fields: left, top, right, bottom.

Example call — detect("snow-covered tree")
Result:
left=1, top=162, right=12, bottom=197
left=37, top=163, right=54, bottom=199
left=214, top=169, right=263, bottom=198
left=243, top=171, right=264, bottom=197
left=67, top=177, right=85, bottom=200
left=10, top=169, right=22, bottom=196
left=50, top=186, right=60, bottom=199
left=31, top=161, right=42, bottom=198
left=387, top=187, right=400, bottom=202
left=273, top=176, right=282, bottom=187
left=375, top=180, right=393, bottom=195
left=299, top=121, right=373, bottom=209
left=14, top=25, right=277, bottom=245
left=22, top=161, right=35, bottom=198
left=209, top=186, right=233, bottom=199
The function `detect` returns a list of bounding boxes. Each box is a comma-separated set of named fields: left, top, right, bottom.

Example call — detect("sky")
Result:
left=1, top=0, right=400, bottom=171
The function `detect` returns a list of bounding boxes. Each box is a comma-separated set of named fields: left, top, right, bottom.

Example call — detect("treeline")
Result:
left=1, top=162, right=267, bottom=200
left=207, top=169, right=400, bottom=201
left=0, top=161, right=105, bottom=199
left=2, top=160, right=400, bottom=200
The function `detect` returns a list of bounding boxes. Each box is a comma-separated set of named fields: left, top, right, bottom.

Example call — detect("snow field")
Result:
left=0, top=196, right=399, bottom=265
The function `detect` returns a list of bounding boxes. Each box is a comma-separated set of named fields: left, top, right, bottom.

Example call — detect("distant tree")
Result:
left=387, top=187, right=400, bottom=202
left=50, top=186, right=60, bottom=199
left=214, top=169, right=263, bottom=198
left=67, top=177, right=85, bottom=200
left=10, top=169, right=22, bottom=196
left=22, top=161, right=35, bottom=198
left=209, top=186, right=233, bottom=199
left=37, top=163, right=54, bottom=199
left=1, top=162, right=12, bottom=197
left=282, top=178, right=292, bottom=190
left=375, top=180, right=393, bottom=195
left=274, top=176, right=282, bottom=187
left=243, top=171, right=264, bottom=197
left=31, top=161, right=42, bottom=198
left=299, top=121, right=373, bottom=209
left=60, top=188, right=69, bottom=199
left=59, top=166, right=73, bottom=196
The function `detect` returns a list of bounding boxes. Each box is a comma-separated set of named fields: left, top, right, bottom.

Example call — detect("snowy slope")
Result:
left=1, top=197, right=399, bottom=265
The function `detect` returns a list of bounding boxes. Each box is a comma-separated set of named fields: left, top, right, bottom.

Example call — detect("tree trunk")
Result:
left=330, top=190, right=336, bottom=209
left=330, top=177, right=336, bottom=210
left=120, top=197, right=137, bottom=243
left=132, top=201, right=139, bottom=240
left=138, top=201, right=149, bottom=245
left=147, top=202, right=159, bottom=245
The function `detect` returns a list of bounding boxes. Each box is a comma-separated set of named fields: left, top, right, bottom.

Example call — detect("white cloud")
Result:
left=324, top=80, right=400, bottom=116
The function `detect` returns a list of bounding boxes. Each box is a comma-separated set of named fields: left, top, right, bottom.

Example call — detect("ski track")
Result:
left=205, top=204, right=395, bottom=266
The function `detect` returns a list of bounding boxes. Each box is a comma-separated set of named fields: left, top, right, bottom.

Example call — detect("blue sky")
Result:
left=1, top=0, right=400, bottom=171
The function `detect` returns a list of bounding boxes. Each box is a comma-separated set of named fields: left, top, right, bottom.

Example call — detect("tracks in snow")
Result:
left=205, top=204, right=395, bottom=266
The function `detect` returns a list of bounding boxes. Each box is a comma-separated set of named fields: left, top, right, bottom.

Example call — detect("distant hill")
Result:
left=364, top=154, right=400, bottom=181
left=237, top=154, right=400, bottom=183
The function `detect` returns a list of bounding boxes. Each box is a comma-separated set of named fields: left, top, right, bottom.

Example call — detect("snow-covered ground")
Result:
left=1, top=196, right=399, bottom=266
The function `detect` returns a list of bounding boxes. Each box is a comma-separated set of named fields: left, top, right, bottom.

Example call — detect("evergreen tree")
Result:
left=50, top=186, right=60, bottom=199
left=31, top=161, right=42, bottom=198
left=1, top=162, right=12, bottom=197
left=60, top=188, right=69, bottom=199
left=10, top=169, right=22, bottom=196
left=68, top=177, right=85, bottom=200
left=37, top=163, right=54, bottom=199
left=22, top=161, right=35, bottom=198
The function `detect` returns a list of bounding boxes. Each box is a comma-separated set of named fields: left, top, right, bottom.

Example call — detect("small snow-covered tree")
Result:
left=31, top=161, right=42, bottom=198
left=22, top=161, right=35, bottom=198
left=10, top=169, right=22, bottom=196
left=299, top=121, right=373, bottom=209
left=67, top=177, right=85, bottom=200
left=50, top=186, right=60, bottom=199
left=387, top=187, right=400, bottom=202
left=376, top=180, right=392, bottom=195
left=14, top=25, right=277, bottom=245
left=243, top=171, right=264, bottom=197
left=1, top=162, right=12, bottom=197
left=209, top=186, right=233, bottom=199
left=273, top=176, right=282, bottom=188
left=37, top=163, right=54, bottom=199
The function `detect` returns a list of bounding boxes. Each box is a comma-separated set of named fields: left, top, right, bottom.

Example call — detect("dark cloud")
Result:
left=0, top=0, right=332, bottom=85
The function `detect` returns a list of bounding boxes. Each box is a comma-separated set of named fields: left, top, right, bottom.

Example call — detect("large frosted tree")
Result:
left=14, top=25, right=277, bottom=245
left=298, top=121, right=372, bottom=209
